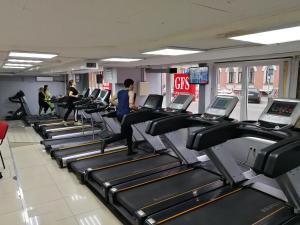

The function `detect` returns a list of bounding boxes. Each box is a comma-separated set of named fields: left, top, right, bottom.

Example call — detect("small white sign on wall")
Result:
left=138, top=82, right=149, bottom=96
left=36, top=77, right=54, bottom=82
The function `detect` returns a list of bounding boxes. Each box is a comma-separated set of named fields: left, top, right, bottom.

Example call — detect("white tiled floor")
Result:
left=0, top=121, right=123, bottom=225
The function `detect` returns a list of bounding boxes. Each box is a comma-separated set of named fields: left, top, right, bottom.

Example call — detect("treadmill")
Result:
left=145, top=98, right=300, bottom=225
left=41, top=89, right=112, bottom=151
left=67, top=93, right=193, bottom=182
left=43, top=90, right=112, bottom=140
left=94, top=95, right=238, bottom=225
left=40, top=88, right=101, bottom=138
left=33, top=88, right=90, bottom=130
left=52, top=94, right=164, bottom=167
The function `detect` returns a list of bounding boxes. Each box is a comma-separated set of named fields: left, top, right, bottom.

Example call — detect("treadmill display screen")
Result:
left=267, top=102, right=297, bottom=117
left=173, top=95, right=190, bottom=104
left=211, top=98, right=232, bottom=110
left=100, top=91, right=107, bottom=98
left=143, top=96, right=161, bottom=109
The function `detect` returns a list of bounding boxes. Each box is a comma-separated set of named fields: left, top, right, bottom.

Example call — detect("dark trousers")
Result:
left=117, top=115, right=133, bottom=154
left=39, top=101, right=50, bottom=115
left=64, top=101, right=78, bottom=121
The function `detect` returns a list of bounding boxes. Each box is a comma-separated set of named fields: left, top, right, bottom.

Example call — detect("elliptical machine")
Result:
left=6, top=90, right=27, bottom=120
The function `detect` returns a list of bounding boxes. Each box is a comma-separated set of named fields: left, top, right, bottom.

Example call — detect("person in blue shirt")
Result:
left=110, top=79, right=138, bottom=155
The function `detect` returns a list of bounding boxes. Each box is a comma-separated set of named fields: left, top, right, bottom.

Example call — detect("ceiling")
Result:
left=0, top=0, right=300, bottom=74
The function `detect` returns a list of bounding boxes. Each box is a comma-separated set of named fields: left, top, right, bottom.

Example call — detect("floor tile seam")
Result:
left=0, top=209, right=23, bottom=217
left=18, top=165, right=58, bottom=182
left=56, top=216, right=80, bottom=225
left=40, top=148, right=79, bottom=217
left=7, top=139, right=34, bottom=225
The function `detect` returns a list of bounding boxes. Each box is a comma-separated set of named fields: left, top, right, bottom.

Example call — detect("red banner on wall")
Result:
left=101, top=82, right=112, bottom=90
left=173, top=74, right=196, bottom=100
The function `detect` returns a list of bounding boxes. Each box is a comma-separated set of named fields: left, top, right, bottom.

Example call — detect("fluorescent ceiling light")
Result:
left=9, top=52, right=58, bottom=59
left=8, top=59, right=43, bottom=63
left=229, top=26, right=300, bottom=45
left=5, top=63, right=33, bottom=67
left=101, top=58, right=143, bottom=62
left=142, top=48, right=202, bottom=56
left=2, top=65, right=26, bottom=69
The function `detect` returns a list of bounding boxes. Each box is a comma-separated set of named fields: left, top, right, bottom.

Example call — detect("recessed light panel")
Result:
left=9, top=52, right=58, bottom=59
left=101, top=58, right=143, bottom=62
left=8, top=59, right=43, bottom=63
left=5, top=63, right=33, bottom=67
left=142, top=48, right=202, bottom=56
left=229, top=26, right=300, bottom=44
left=2, top=66, right=26, bottom=69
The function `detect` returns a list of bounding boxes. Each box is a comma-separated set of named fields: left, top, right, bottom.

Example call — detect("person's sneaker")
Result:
left=62, top=120, right=68, bottom=126
left=74, top=121, right=83, bottom=126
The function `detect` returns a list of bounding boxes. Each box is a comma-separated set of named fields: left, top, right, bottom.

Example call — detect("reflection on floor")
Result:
left=0, top=121, right=123, bottom=225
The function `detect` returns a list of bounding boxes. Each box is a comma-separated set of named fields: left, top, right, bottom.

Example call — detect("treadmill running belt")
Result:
left=90, top=154, right=179, bottom=184
left=116, top=169, right=220, bottom=214
left=159, top=188, right=292, bottom=225
left=69, top=150, right=147, bottom=174
left=47, top=127, right=95, bottom=138
left=52, top=142, right=103, bottom=158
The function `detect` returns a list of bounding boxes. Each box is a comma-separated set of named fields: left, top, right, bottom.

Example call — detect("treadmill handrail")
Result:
left=122, top=109, right=168, bottom=126
left=262, top=140, right=300, bottom=178
left=145, top=114, right=219, bottom=136
left=189, top=122, right=290, bottom=151
left=253, top=136, right=300, bottom=174
left=186, top=122, right=240, bottom=150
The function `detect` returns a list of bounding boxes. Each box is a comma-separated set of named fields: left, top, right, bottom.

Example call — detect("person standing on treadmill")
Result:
left=43, top=85, right=55, bottom=115
left=38, top=87, right=46, bottom=115
left=110, top=79, right=138, bottom=155
left=63, top=80, right=80, bottom=126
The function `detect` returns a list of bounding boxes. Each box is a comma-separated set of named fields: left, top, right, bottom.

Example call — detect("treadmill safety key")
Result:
left=136, top=210, right=146, bottom=216
left=146, top=218, right=156, bottom=225
left=193, top=190, right=198, bottom=196
left=111, top=187, right=118, bottom=193
left=103, top=182, right=111, bottom=187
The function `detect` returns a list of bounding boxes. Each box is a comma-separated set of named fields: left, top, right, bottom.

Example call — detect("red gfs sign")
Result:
left=173, top=73, right=196, bottom=100
left=101, top=82, right=112, bottom=90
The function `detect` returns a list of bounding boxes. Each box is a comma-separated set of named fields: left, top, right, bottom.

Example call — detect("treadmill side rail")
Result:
left=277, top=169, right=300, bottom=214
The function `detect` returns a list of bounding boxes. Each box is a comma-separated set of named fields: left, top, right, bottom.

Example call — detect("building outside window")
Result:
left=237, top=71, right=242, bottom=83
left=228, top=71, right=235, bottom=83
left=248, top=68, right=255, bottom=84
left=265, top=67, right=274, bottom=84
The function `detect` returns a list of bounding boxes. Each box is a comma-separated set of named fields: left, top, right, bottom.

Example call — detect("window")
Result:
left=248, top=68, right=255, bottom=84
left=228, top=72, right=235, bottom=83
left=237, top=72, right=242, bottom=83
left=265, top=67, right=274, bottom=84
left=218, top=66, right=241, bottom=120
left=297, top=61, right=300, bottom=99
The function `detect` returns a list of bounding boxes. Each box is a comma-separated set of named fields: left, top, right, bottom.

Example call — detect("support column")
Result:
left=240, top=65, right=248, bottom=121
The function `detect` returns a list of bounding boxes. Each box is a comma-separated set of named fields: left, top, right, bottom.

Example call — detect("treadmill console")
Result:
left=205, top=95, right=239, bottom=118
left=168, top=93, right=193, bottom=111
left=258, top=98, right=300, bottom=126
left=143, top=95, right=163, bottom=110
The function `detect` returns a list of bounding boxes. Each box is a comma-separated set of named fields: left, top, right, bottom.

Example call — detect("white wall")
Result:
left=0, top=76, right=65, bottom=118
left=143, top=72, right=163, bottom=106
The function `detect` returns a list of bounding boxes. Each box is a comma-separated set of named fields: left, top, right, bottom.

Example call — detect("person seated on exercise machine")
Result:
left=110, top=78, right=138, bottom=155
left=63, top=80, right=80, bottom=126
